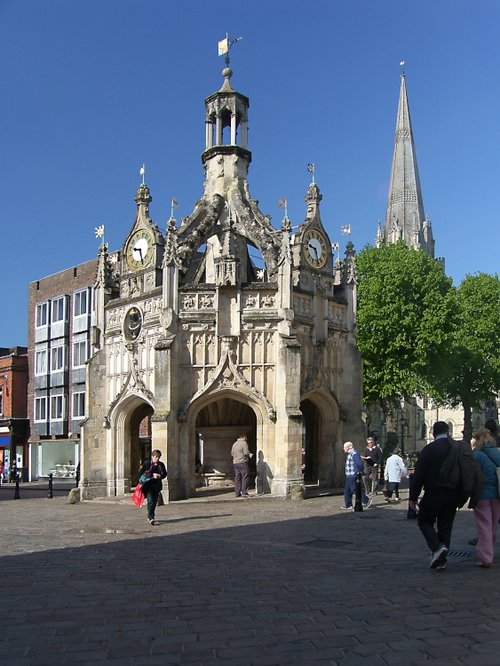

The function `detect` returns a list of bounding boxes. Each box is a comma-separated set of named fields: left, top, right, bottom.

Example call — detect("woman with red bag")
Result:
left=139, top=449, right=167, bottom=525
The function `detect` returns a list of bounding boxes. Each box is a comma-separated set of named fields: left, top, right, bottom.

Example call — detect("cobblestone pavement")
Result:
left=1, top=488, right=499, bottom=666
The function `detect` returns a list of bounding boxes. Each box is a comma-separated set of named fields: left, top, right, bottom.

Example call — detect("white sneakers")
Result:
left=430, top=545, right=448, bottom=569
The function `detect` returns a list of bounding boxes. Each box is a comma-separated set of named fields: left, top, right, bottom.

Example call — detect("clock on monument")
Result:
left=303, top=228, right=328, bottom=269
left=126, top=229, right=154, bottom=270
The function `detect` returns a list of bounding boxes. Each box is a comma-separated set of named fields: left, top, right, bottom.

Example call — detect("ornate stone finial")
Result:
left=305, top=182, right=322, bottom=205
left=134, top=182, right=152, bottom=206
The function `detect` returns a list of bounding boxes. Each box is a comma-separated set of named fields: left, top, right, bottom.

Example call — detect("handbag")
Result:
left=132, top=483, right=145, bottom=507
left=139, top=472, right=152, bottom=485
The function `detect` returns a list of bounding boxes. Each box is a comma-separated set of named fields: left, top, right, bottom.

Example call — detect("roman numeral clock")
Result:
left=303, top=228, right=328, bottom=269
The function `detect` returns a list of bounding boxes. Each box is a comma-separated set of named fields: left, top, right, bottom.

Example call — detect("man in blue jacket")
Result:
left=341, top=441, right=372, bottom=510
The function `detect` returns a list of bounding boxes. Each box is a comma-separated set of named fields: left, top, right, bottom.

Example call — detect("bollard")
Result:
left=354, top=472, right=363, bottom=512
left=14, top=476, right=20, bottom=500
left=47, top=473, right=53, bottom=499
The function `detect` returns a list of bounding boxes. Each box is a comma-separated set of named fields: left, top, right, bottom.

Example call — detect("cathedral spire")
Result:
left=383, top=73, right=434, bottom=257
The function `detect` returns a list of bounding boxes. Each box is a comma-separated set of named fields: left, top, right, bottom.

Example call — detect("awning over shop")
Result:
left=0, top=434, right=12, bottom=447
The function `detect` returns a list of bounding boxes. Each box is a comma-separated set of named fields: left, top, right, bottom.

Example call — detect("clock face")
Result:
left=303, top=228, right=328, bottom=269
left=126, top=229, right=154, bottom=270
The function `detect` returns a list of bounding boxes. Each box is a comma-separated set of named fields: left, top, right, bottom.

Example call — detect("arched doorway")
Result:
left=194, top=396, right=257, bottom=492
left=301, top=398, right=321, bottom=485
left=300, top=392, right=340, bottom=489
left=113, top=396, right=154, bottom=494
left=128, top=403, right=154, bottom=486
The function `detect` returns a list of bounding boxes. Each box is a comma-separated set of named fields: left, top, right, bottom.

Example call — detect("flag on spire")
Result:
left=341, top=225, right=351, bottom=235
left=218, top=36, right=229, bottom=56
left=170, top=197, right=179, bottom=219
left=307, top=163, right=315, bottom=173
left=95, top=225, right=105, bottom=239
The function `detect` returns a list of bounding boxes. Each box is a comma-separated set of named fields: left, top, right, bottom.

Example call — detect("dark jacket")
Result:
left=409, top=436, right=456, bottom=502
left=139, top=460, right=167, bottom=494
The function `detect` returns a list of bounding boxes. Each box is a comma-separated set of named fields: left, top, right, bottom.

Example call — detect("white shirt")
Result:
left=384, top=454, right=407, bottom=483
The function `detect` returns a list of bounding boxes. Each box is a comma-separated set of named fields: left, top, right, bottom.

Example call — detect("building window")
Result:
left=74, top=290, right=89, bottom=317
left=72, top=392, right=85, bottom=419
left=50, top=395, right=65, bottom=420
left=50, top=345, right=66, bottom=372
left=35, top=397, right=47, bottom=421
left=36, top=302, right=48, bottom=328
left=35, top=349, right=48, bottom=375
left=51, top=296, right=66, bottom=323
left=72, top=340, right=88, bottom=368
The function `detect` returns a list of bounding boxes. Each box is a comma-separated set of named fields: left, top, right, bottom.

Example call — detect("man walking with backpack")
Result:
left=409, top=422, right=460, bottom=570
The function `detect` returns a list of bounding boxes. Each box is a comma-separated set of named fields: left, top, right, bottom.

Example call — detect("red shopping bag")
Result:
left=132, top=483, right=145, bottom=507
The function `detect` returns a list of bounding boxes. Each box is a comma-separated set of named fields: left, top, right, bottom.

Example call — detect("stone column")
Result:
left=153, top=336, right=182, bottom=501
left=272, top=334, right=304, bottom=499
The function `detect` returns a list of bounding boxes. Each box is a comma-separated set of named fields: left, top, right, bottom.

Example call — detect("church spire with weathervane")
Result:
left=379, top=64, right=435, bottom=257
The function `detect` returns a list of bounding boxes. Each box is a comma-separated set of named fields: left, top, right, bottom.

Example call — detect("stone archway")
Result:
left=111, top=394, right=154, bottom=495
left=301, top=398, right=321, bottom=485
left=300, top=392, right=340, bottom=489
left=193, top=396, right=258, bottom=491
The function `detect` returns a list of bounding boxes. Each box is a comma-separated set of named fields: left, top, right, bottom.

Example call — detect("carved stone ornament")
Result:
left=179, top=336, right=276, bottom=421
left=123, top=306, right=143, bottom=342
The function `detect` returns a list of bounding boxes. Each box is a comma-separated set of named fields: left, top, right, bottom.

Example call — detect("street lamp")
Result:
left=400, top=414, right=406, bottom=454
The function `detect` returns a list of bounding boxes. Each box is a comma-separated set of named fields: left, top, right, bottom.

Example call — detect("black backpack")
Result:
left=438, top=437, right=485, bottom=508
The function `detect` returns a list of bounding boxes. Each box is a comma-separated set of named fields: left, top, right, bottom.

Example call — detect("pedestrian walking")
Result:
left=341, top=441, right=372, bottom=510
left=362, top=436, right=382, bottom=495
left=231, top=433, right=251, bottom=497
left=384, top=448, right=407, bottom=502
left=139, top=449, right=167, bottom=525
left=409, top=422, right=460, bottom=570
left=471, top=428, right=500, bottom=568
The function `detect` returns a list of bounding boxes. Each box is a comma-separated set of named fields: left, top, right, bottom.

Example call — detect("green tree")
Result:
left=356, top=242, right=456, bottom=414
left=440, top=273, right=500, bottom=441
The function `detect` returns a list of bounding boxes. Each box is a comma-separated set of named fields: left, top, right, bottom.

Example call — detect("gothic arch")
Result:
left=186, top=388, right=268, bottom=493
left=300, top=389, right=341, bottom=488
left=109, top=392, right=154, bottom=495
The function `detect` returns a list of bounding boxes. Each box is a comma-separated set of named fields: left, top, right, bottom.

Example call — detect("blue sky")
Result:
left=1, top=0, right=499, bottom=347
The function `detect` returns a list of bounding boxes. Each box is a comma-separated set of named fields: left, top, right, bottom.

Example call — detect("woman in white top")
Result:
left=384, top=448, right=407, bottom=502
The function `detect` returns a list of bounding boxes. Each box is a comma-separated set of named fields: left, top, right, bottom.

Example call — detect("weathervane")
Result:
left=400, top=59, right=406, bottom=75
left=139, top=163, right=146, bottom=185
left=170, top=197, right=178, bottom=220
left=95, top=224, right=105, bottom=245
left=341, top=224, right=351, bottom=239
left=278, top=198, right=288, bottom=219
left=307, top=163, right=315, bottom=184
left=217, top=33, right=243, bottom=66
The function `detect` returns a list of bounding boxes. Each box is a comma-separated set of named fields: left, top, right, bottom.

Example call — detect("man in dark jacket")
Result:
left=409, top=421, right=459, bottom=570
left=362, top=436, right=382, bottom=495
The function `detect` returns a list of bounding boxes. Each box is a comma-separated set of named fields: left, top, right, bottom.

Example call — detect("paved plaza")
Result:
left=1, top=485, right=500, bottom=666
